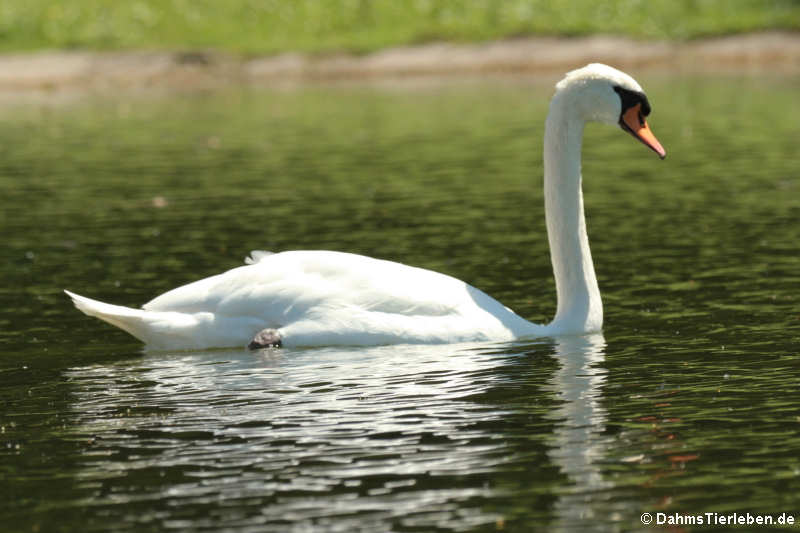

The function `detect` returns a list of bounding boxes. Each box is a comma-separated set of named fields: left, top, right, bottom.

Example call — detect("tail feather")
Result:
left=65, top=289, right=206, bottom=348
left=64, top=290, right=155, bottom=343
left=65, top=290, right=268, bottom=350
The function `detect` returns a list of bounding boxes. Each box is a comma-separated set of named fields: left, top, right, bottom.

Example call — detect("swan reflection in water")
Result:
left=545, top=333, right=614, bottom=531
left=66, top=335, right=612, bottom=530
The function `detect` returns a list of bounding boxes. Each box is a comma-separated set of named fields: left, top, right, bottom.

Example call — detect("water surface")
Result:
left=1, top=74, right=799, bottom=532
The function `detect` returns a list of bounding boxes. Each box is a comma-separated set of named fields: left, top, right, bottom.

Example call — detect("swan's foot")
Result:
left=248, top=328, right=282, bottom=349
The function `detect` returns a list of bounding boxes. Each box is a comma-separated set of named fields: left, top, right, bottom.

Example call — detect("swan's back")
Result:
left=148, top=251, right=464, bottom=315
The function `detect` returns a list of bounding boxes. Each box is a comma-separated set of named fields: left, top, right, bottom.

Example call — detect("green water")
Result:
left=1, top=74, right=799, bottom=532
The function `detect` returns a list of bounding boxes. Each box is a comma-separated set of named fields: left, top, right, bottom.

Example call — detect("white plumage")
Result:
left=66, top=64, right=664, bottom=350
left=67, top=250, right=543, bottom=349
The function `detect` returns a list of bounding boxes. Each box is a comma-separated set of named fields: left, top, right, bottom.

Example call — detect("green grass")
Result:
left=2, top=0, right=799, bottom=55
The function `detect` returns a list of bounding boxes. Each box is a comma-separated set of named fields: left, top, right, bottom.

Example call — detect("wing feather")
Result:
left=142, top=251, right=484, bottom=322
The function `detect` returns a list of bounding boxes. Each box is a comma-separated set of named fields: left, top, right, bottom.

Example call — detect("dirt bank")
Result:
left=1, top=32, right=798, bottom=92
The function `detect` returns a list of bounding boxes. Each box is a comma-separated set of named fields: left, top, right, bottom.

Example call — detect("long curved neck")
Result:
left=543, top=96, right=602, bottom=334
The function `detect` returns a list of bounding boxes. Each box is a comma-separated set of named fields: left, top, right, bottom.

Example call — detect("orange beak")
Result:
left=621, top=103, right=666, bottom=159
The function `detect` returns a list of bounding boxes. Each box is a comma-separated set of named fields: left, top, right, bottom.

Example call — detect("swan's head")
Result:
left=554, top=63, right=666, bottom=159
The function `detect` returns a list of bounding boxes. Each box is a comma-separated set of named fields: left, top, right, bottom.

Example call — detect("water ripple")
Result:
left=65, top=342, right=566, bottom=531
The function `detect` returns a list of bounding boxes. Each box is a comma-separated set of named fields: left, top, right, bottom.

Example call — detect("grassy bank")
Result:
left=4, top=0, right=800, bottom=55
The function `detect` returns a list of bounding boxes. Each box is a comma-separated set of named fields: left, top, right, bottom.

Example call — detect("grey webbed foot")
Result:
left=248, top=328, right=282, bottom=349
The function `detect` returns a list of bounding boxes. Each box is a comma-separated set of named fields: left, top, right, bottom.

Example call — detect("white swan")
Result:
left=66, top=63, right=665, bottom=350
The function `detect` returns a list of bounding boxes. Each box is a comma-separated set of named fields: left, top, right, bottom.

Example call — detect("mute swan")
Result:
left=66, top=63, right=665, bottom=350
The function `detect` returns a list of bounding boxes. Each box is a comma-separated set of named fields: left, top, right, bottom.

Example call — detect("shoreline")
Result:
left=1, top=32, right=799, bottom=93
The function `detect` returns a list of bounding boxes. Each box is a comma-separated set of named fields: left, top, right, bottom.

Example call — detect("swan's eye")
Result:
left=613, top=86, right=651, bottom=119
